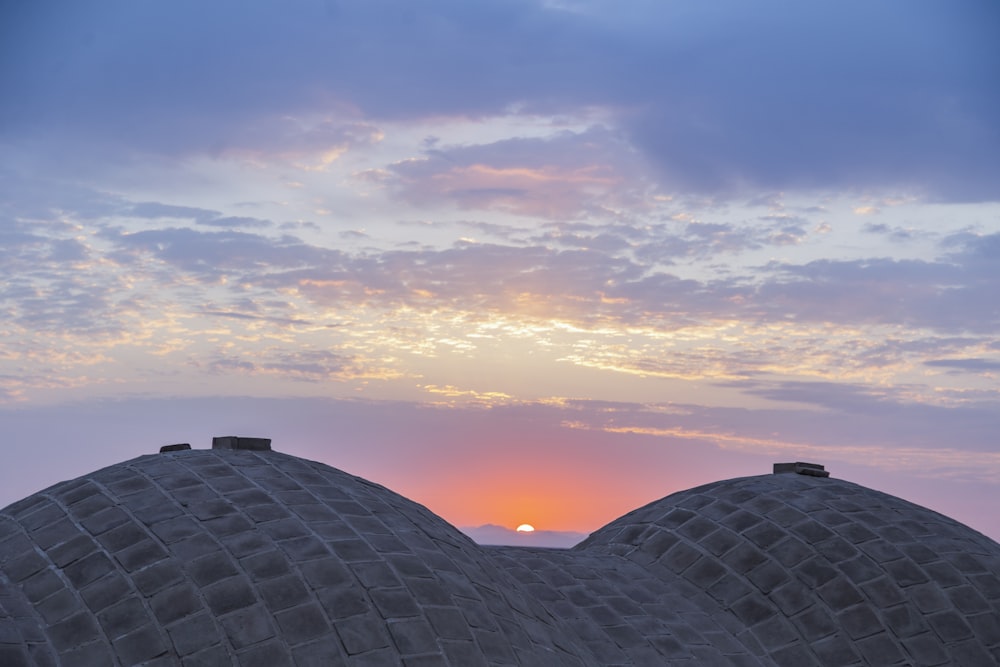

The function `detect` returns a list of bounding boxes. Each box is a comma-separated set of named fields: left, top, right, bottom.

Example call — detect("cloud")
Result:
left=561, top=389, right=1000, bottom=460
left=204, top=349, right=361, bottom=382
left=384, top=127, right=652, bottom=219
left=3, top=1, right=996, bottom=199
left=197, top=310, right=313, bottom=327
left=0, top=215, right=136, bottom=338
left=621, top=2, right=1000, bottom=199
left=3, top=179, right=996, bottom=430
left=456, top=220, right=533, bottom=243
left=108, top=227, right=340, bottom=281
left=755, top=255, right=999, bottom=333
left=96, top=200, right=1000, bottom=339
left=942, top=230, right=1000, bottom=265
left=199, top=216, right=272, bottom=229
left=627, top=216, right=814, bottom=263
left=0, top=169, right=123, bottom=221
left=128, top=203, right=272, bottom=229
left=862, top=222, right=923, bottom=243
left=202, top=117, right=385, bottom=171
left=925, top=358, right=1000, bottom=373
left=129, top=202, right=219, bottom=222
left=2, top=175, right=990, bottom=384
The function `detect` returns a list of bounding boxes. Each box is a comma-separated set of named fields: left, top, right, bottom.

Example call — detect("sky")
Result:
left=1, top=0, right=999, bottom=547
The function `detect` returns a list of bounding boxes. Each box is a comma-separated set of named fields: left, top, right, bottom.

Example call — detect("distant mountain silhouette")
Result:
left=462, top=523, right=588, bottom=548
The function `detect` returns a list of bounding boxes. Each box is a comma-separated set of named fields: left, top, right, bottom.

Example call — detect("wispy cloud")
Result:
left=384, top=127, right=653, bottom=219
left=3, top=180, right=998, bottom=410
left=203, top=349, right=363, bottom=382
left=925, top=358, right=1000, bottom=373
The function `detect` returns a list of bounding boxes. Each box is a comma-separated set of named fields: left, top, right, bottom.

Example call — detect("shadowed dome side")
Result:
left=488, top=546, right=770, bottom=665
left=0, top=449, right=589, bottom=666
left=579, top=472, right=1000, bottom=665
left=0, top=572, right=53, bottom=665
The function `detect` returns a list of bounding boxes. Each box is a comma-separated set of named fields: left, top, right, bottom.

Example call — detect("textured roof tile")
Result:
left=2, top=449, right=999, bottom=665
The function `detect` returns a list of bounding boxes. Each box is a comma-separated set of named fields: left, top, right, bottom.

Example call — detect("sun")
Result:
left=516, top=523, right=535, bottom=533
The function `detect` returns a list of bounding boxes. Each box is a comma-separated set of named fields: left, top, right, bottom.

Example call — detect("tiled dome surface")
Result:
left=569, top=473, right=1000, bottom=665
left=0, top=450, right=586, bottom=666
left=1, top=448, right=999, bottom=666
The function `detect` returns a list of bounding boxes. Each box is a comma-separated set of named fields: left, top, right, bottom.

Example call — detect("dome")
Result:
left=575, top=468, right=1000, bottom=665
left=0, top=446, right=587, bottom=666
left=1, top=445, right=999, bottom=666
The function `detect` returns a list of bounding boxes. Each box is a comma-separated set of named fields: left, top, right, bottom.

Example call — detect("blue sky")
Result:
left=2, top=0, right=999, bottom=545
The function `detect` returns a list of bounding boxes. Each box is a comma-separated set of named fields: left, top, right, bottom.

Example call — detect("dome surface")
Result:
left=572, top=471, right=1000, bottom=665
left=1, top=447, right=998, bottom=666
left=0, top=449, right=585, bottom=666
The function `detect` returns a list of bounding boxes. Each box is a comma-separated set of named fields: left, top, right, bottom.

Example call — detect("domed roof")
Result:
left=0, top=447, right=587, bottom=666
left=1, top=447, right=999, bottom=666
left=573, top=469, right=1000, bottom=665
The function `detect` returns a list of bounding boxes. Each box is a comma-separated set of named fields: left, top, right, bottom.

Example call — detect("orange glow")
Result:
left=460, top=163, right=616, bottom=186
left=389, top=451, right=679, bottom=533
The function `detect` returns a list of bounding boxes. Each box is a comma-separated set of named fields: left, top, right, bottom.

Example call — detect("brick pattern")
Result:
left=0, top=451, right=590, bottom=666
left=488, top=546, right=769, bottom=666
left=580, top=473, right=1000, bottom=665
left=2, top=453, right=999, bottom=666
left=0, top=557, right=59, bottom=667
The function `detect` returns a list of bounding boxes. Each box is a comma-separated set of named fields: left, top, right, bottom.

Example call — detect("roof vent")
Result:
left=159, top=443, right=191, bottom=453
left=212, top=436, right=272, bottom=451
left=773, top=462, right=829, bottom=477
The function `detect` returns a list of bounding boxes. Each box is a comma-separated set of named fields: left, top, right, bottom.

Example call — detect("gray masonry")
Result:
left=1, top=445, right=999, bottom=665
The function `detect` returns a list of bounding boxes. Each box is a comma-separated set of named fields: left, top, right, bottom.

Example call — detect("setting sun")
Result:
left=516, top=523, right=535, bottom=533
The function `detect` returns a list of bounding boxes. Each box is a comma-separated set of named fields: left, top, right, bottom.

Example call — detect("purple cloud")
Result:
left=924, top=358, right=1000, bottom=373
left=128, top=203, right=272, bottom=228
left=384, top=127, right=651, bottom=219
left=3, top=0, right=996, bottom=199
left=204, top=349, right=359, bottom=382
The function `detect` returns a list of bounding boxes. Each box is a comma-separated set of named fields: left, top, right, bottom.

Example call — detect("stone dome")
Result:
left=1, top=445, right=998, bottom=666
left=571, top=469, right=1000, bottom=665
left=0, top=447, right=586, bottom=666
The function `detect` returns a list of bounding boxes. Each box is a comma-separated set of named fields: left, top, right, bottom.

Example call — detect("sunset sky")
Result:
left=2, top=0, right=999, bottom=546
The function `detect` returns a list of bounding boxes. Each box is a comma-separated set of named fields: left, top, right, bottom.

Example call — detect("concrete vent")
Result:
left=159, top=443, right=191, bottom=453
left=212, top=436, right=272, bottom=451
left=773, top=462, right=829, bottom=477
